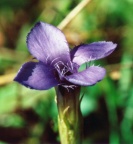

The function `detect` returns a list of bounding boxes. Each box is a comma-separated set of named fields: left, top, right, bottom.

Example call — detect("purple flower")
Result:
left=14, top=22, right=117, bottom=90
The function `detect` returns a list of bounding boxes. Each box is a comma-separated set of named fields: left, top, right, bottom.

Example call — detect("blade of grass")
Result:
left=57, top=0, right=92, bottom=30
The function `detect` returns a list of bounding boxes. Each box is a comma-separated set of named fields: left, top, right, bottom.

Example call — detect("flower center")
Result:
left=53, top=61, right=79, bottom=90
left=54, top=61, right=71, bottom=80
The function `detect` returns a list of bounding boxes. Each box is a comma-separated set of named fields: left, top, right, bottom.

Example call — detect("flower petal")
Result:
left=27, top=22, right=71, bottom=65
left=65, top=66, right=106, bottom=86
left=14, top=62, right=58, bottom=90
left=71, top=41, right=117, bottom=65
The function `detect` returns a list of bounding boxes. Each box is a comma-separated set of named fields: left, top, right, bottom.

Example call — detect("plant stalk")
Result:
left=55, top=86, right=83, bottom=144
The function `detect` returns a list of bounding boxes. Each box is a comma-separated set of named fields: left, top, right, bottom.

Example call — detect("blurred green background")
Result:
left=0, top=0, right=133, bottom=143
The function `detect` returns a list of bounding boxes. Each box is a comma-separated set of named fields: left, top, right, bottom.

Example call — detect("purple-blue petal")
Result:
left=71, top=41, right=117, bottom=65
left=14, top=62, right=59, bottom=90
left=65, top=66, right=106, bottom=86
left=27, top=22, right=71, bottom=65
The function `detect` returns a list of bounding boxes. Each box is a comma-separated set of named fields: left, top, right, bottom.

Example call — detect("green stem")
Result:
left=55, top=86, right=83, bottom=144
